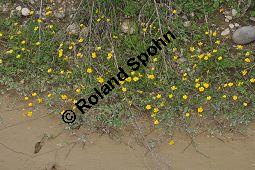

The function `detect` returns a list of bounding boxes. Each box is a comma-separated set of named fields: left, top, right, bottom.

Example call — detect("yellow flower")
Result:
left=153, top=108, right=159, bottom=113
left=250, top=78, right=255, bottom=83
left=195, top=83, right=200, bottom=88
left=32, top=92, right=37, bottom=97
left=47, top=93, right=52, bottom=98
left=154, top=119, right=159, bottom=125
left=189, top=47, right=195, bottom=52
left=47, top=68, right=53, bottom=73
left=0, top=32, right=3, bottom=37
left=28, top=103, right=33, bottom=107
left=76, top=88, right=81, bottom=93
left=156, top=94, right=162, bottom=99
left=27, top=111, right=33, bottom=117
left=198, top=42, right=203, bottom=46
left=236, top=45, right=243, bottom=50
left=153, top=58, right=158, bottom=62
left=92, top=52, right=97, bottom=58
left=76, top=52, right=83, bottom=58
left=203, top=83, right=209, bottom=88
left=168, top=94, right=174, bottom=99
left=182, top=95, right=188, bottom=100
left=87, top=68, right=93, bottom=73
left=222, top=95, right=227, bottom=99
left=35, top=41, right=41, bottom=46
left=146, top=104, right=152, bottom=110
left=168, top=139, right=174, bottom=145
left=245, top=52, right=250, bottom=56
left=199, top=87, right=205, bottom=92
left=228, top=82, right=234, bottom=87
left=16, top=54, right=21, bottom=59
left=213, top=49, right=218, bottom=53
left=37, top=98, right=43, bottom=104
left=126, top=77, right=132, bottom=82
left=185, top=112, right=190, bottom=117
left=218, top=56, right=223, bottom=61
left=122, top=87, right=127, bottom=92
left=206, top=96, right=212, bottom=101
left=197, top=107, right=203, bottom=113
left=45, top=11, right=52, bottom=16
left=6, top=49, right=14, bottom=54
left=21, top=40, right=26, bottom=44
left=147, top=74, right=155, bottom=80
left=61, top=94, right=68, bottom=100
left=107, top=52, right=113, bottom=59
left=58, top=49, right=63, bottom=57
left=34, top=26, right=39, bottom=31
left=97, top=77, right=104, bottom=83
left=133, top=77, right=139, bottom=82
left=171, top=86, right=177, bottom=91
left=212, top=31, right=217, bottom=37
left=173, top=55, right=178, bottom=60
left=172, top=9, right=177, bottom=14
left=0, top=59, right=2, bottom=64
left=78, top=38, right=84, bottom=43
left=24, top=96, right=29, bottom=100
left=215, top=40, right=221, bottom=44
left=96, top=46, right=102, bottom=51
left=242, top=70, right=247, bottom=76
left=37, top=18, right=43, bottom=23
left=60, top=70, right=65, bottom=74
left=243, top=102, right=248, bottom=107
left=29, top=10, right=34, bottom=15
left=160, top=102, right=165, bottom=107
left=142, top=28, right=147, bottom=32
left=244, top=58, right=251, bottom=63
left=232, top=95, right=238, bottom=101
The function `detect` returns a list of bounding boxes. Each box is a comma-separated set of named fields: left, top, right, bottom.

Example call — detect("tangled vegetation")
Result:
left=0, top=0, right=254, bottom=142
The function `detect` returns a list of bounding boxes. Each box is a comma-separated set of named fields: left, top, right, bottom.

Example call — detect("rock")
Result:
left=231, top=9, right=238, bottom=16
left=229, top=23, right=234, bottom=29
left=250, top=17, right=255, bottom=22
left=79, top=26, right=89, bottom=37
left=16, top=6, right=21, bottom=11
left=21, top=8, right=30, bottom=16
left=66, top=23, right=80, bottom=35
left=54, top=11, right=65, bottom=19
left=183, top=21, right=191, bottom=27
left=121, top=18, right=135, bottom=34
left=225, top=15, right=233, bottom=20
left=232, top=26, right=255, bottom=44
left=225, top=19, right=230, bottom=23
left=221, top=28, right=230, bottom=36
left=234, top=23, right=240, bottom=27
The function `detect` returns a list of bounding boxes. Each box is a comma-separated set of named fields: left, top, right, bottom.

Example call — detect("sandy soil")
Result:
left=0, top=93, right=255, bottom=170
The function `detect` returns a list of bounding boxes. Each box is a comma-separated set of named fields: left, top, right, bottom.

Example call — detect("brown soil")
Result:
left=0, top=93, right=255, bottom=170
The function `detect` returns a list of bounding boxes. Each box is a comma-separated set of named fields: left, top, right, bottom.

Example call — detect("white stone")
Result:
left=225, top=15, right=233, bottom=20
left=232, top=26, right=255, bottom=44
left=234, top=23, right=240, bottom=27
left=183, top=21, right=191, bottom=27
left=250, top=17, right=255, bottom=22
left=229, top=24, right=234, bottom=29
left=231, top=9, right=238, bottom=16
left=16, top=6, right=21, bottom=11
left=225, top=19, right=230, bottom=22
left=21, top=8, right=30, bottom=16
left=221, top=28, right=230, bottom=36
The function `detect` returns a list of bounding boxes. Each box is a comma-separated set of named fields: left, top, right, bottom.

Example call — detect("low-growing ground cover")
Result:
left=0, top=0, right=254, bottom=144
